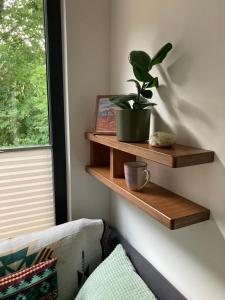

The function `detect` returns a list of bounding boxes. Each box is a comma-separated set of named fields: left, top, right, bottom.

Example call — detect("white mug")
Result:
left=124, top=161, right=151, bottom=191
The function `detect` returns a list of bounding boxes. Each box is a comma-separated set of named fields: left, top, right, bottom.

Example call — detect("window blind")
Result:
left=0, top=148, right=55, bottom=240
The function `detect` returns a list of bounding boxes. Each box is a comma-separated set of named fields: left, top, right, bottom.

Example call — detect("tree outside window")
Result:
left=0, top=0, right=49, bottom=148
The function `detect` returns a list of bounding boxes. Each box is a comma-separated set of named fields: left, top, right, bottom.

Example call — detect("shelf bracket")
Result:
left=110, top=148, right=136, bottom=178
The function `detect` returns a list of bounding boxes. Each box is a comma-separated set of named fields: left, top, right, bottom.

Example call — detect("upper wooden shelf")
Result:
left=86, top=132, right=214, bottom=168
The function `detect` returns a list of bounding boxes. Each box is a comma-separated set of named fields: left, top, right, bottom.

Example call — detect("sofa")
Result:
left=0, top=219, right=186, bottom=300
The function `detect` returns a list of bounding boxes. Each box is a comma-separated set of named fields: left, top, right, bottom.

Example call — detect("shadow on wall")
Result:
left=172, top=220, right=225, bottom=289
left=148, top=52, right=225, bottom=241
left=167, top=53, right=191, bottom=86
left=164, top=219, right=225, bottom=291
left=153, top=60, right=214, bottom=147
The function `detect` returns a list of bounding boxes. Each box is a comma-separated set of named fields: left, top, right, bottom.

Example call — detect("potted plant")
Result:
left=110, top=43, right=173, bottom=142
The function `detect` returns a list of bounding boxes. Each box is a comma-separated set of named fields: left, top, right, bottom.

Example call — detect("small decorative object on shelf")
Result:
left=110, top=43, right=173, bottom=142
left=94, top=95, right=117, bottom=135
left=149, top=132, right=176, bottom=148
left=124, top=161, right=151, bottom=191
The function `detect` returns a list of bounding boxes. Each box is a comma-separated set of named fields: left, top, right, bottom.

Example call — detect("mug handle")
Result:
left=139, top=169, right=151, bottom=190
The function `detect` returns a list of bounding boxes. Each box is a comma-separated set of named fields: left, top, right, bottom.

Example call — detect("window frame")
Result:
left=44, top=0, right=68, bottom=224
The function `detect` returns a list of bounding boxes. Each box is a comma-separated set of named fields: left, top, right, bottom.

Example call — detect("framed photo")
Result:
left=94, top=95, right=117, bottom=135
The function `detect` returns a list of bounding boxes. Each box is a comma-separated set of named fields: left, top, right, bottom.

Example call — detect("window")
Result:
left=0, top=0, right=67, bottom=239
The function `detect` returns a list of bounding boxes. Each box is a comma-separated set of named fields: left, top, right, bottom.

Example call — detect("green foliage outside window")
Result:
left=0, top=0, right=49, bottom=148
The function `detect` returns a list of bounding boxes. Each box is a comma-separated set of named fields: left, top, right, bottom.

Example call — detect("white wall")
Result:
left=62, top=0, right=225, bottom=298
left=109, top=1, right=225, bottom=299
left=62, top=0, right=110, bottom=220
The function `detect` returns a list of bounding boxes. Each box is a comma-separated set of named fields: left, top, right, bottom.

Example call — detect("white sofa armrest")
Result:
left=0, top=218, right=104, bottom=300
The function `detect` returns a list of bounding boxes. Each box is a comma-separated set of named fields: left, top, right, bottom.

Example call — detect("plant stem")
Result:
left=139, top=82, right=145, bottom=102
left=137, top=89, right=140, bottom=101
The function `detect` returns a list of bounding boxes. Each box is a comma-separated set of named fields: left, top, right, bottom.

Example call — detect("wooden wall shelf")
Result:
left=86, top=166, right=210, bottom=230
left=85, top=132, right=212, bottom=229
left=86, top=132, right=214, bottom=168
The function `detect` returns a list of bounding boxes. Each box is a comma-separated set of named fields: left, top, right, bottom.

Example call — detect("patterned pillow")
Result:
left=0, top=257, right=58, bottom=300
left=0, top=241, right=60, bottom=277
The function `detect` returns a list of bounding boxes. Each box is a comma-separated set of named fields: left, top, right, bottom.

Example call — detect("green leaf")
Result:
left=139, top=95, right=149, bottom=103
left=146, top=77, right=159, bottom=88
left=110, top=94, right=136, bottom=109
left=133, top=102, right=157, bottom=110
left=127, top=79, right=141, bottom=94
left=132, top=66, right=153, bottom=82
left=0, top=0, right=50, bottom=147
left=115, top=102, right=132, bottom=109
left=132, top=103, right=142, bottom=110
left=132, top=95, right=148, bottom=104
left=110, top=93, right=137, bottom=103
left=140, top=89, right=153, bottom=99
left=110, top=98, right=131, bottom=109
left=151, top=43, right=173, bottom=66
left=129, top=51, right=151, bottom=71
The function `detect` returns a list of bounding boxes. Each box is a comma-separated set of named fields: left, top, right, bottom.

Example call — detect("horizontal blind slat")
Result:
left=0, top=169, right=52, bottom=181
left=1, top=211, right=55, bottom=227
left=0, top=188, right=53, bottom=201
left=0, top=157, right=52, bottom=166
left=0, top=224, right=54, bottom=240
left=0, top=218, right=54, bottom=239
left=0, top=181, right=53, bottom=193
left=0, top=162, right=52, bottom=173
left=0, top=194, right=53, bottom=207
left=1, top=204, right=54, bottom=216
left=0, top=149, right=51, bottom=159
left=0, top=175, right=52, bottom=186
left=0, top=204, right=54, bottom=218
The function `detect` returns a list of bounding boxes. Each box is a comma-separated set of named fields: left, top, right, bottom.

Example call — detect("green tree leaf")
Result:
left=150, top=43, right=173, bottom=66
left=133, top=102, right=156, bottom=110
left=114, top=102, right=131, bottom=109
left=132, top=66, right=154, bottom=82
left=129, top=51, right=151, bottom=71
left=110, top=93, right=138, bottom=103
left=127, top=79, right=141, bottom=94
left=110, top=94, right=136, bottom=109
left=140, top=89, right=153, bottom=99
left=0, top=0, right=49, bottom=148
left=145, top=77, right=159, bottom=88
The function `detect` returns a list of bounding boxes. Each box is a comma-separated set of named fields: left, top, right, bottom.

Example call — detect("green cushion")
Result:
left=75, top=244, right=157, bottom=300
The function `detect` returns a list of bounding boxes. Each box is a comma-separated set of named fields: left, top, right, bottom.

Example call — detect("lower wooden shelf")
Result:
left=86, top=166, right=210, bottom=230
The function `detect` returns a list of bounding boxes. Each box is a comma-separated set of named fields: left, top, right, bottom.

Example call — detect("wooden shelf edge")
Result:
left=171, top=211, right=210, bottom=229
left=85, top=132, right=214, bottom=168
left=86, top=166, right=210, bottom=230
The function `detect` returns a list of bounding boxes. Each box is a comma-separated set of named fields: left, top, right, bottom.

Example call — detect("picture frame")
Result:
left=94, top=95, right=117, bottom=135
